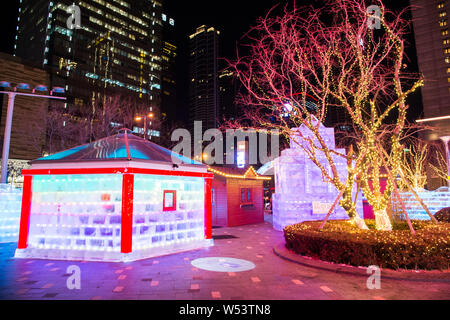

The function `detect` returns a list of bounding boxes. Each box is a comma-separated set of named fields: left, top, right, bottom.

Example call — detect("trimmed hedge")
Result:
left=435, top=208, right=450, bottom=223
left=284, top=220, right=450, bottom=271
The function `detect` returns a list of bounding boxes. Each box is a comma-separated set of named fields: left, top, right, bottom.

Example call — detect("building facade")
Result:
left=218, top=69, right=239, bottom=123
left=188, top=25, right=220, bottom=135
left=161, top=12, right=177, bottom=123
left=14, top=0, right=166, bottom=139
left=0, top=53, right=50, bottom=161
left=411, top=0, right=450, bottom=139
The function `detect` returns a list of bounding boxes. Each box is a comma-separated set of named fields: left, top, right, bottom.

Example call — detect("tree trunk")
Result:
left=351, top=215, right=369, bottom=230
left=340, top=192, right=369, bottom=230
left=374, top=208, right=392, bottom=231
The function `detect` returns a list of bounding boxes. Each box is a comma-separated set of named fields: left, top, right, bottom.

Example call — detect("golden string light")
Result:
left=207, top=166, right=272, bottom=181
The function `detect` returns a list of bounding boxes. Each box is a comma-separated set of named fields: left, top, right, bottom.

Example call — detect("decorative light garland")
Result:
left=207, top=166, right=272, bottom=181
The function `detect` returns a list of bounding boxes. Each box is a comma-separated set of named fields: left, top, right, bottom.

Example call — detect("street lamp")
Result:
left=135, top=112, right=154, bottom=140
left=0, top=82, right=67, bottom=184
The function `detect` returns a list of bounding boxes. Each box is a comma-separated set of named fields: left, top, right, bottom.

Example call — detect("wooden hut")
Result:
left=208, top=166, right=271, bottom=227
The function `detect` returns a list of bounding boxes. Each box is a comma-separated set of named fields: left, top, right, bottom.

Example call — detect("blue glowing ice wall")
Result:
left=132, top=175, right=206, bottom=256
left=0, top=184, right=22, bottom=243
left=272, top=123, right=363, bottom=231
left=391, top=187, right=450, bottom=220
left=21, top=174, right=123, bottom=261
left=15, top=173, right=211, bottom=262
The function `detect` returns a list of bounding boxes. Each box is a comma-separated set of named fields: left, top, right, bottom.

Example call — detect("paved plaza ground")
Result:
left=0, top=215, right=449, bottom=300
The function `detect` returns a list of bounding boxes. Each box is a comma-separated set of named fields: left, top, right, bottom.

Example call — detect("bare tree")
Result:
left=429, top=147, right=449, bottom=186
left=88, top=94, right=154, bottom=141
left=44, top=105, right=83, bottom=155
left=399, top=140, right=431, bottom=191
left=229, top=0, right=423, bottom=230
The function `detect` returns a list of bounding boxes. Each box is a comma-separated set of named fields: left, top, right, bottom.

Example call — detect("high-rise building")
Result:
left=14, top=0, right=165, bottom=139
left=218, top=69, right=238, bottom=123
left=188, top=25, right=220, bottom=135
left=411, top=0, right=450, bottom=139
left=161, top=12, right=177, bottom=123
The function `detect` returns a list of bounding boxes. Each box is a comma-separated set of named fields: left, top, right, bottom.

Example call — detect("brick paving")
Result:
left=0, top=215, right=449, bottom=300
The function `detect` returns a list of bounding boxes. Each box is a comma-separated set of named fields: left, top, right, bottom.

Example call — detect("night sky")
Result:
left=0, top=0, right=422, bottom=121
left=164, top=0, right=422, bottom=122
left=164, top=0, right=287, bottom=122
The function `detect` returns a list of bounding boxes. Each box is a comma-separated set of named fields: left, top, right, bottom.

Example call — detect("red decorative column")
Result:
left=18, top=175, right=33, bottom=249
left=121, top=174, right=134, bottom=253
left=204, top=178, right=213, bottom=240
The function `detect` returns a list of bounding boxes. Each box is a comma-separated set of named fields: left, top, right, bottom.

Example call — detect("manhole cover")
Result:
left=191, top=257, right=256, bottom=272
left=212, top=235, right=238, bottom=240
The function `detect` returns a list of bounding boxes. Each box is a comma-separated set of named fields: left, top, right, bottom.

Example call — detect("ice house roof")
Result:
left=33, top=129, right=203, bottom=166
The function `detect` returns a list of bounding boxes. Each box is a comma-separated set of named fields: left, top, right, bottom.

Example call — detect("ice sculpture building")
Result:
left=0, top=184, right=22, bottom=243
left=272, top=122, right=363, bottom=231
left=15, top=130, right=213, bottom=262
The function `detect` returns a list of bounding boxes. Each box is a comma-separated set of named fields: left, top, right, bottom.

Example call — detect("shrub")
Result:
left=284, top=220, right=450, bottom=270
left=435, top=207, right=450, bottom=223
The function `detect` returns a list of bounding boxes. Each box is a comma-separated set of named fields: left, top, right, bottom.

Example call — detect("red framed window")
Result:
left=163, top=190, right=177, bottom=212
left=240, top=188, right=253, bottom=206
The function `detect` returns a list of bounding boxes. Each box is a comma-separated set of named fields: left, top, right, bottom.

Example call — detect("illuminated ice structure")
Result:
left=15, top=130, right=214, bottom=262
left=0, top=184, right=22, bottom=243
left=391, top=187, right=450, bottom=220
left=272, top=123, right=363, bottom=231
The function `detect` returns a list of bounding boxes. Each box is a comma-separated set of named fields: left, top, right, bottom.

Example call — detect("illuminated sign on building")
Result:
left=237, top=141, right=247, bottom=168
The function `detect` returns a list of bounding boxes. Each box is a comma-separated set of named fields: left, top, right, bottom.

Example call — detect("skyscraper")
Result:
left=14, top=0, right=165, bottom=139
left=411, top=0, right=450, bottom=139
left=161, top=12, right=177, bottom=123
left=218, top=69, right=238, bottom=123
left=188, top=25, right=220, bottom=135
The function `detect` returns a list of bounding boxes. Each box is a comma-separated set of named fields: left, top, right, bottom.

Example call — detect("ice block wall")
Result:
left=272, top=123, right=363, bottom=231
left=0, top=184, right=22, bottom=243
left=22, top=174, right=124, bottom=260
left=391, top=187, right=450, bottom=220
left=132, top=175, right=205, bottom=252
left=15, top=173, right=210, bottom=261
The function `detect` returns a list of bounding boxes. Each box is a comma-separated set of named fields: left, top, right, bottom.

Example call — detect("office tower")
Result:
left=161, top=12, right=177, bottom=123
left=14, top=0, right=165, bottom=139
left=218, top=69, right=238, bottom=123
left=188, top=25, right=220, bottom=135
left=411, top=0, right=450, bottom=139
